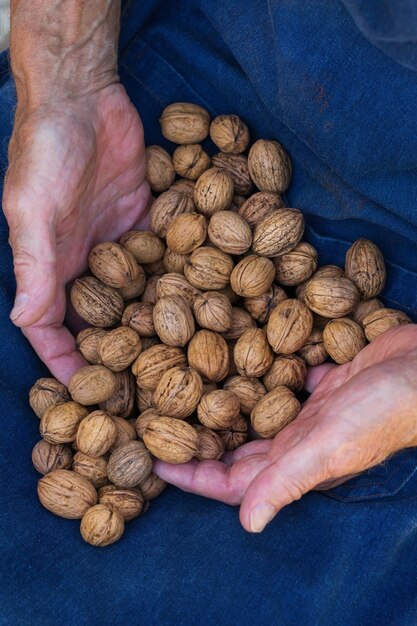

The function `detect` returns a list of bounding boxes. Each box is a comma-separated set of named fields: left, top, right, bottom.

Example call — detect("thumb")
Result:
left=8, top=210, right=57, bottom=327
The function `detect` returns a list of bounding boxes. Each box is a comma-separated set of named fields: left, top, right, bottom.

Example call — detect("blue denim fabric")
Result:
left=1, top=2, right=417, bottom=624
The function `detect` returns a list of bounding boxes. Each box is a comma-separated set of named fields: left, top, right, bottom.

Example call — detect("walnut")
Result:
left=192, top=291, right=233, bottom=332
left=263, top=354, right=307, bottom=392
left=132, top=344, right=186, bottom=390
left=248, top=139, right=292, bottom=193
left=118, top=271, right=147, bottom=300
left=252, top=209, right=304, bottom=257
left=207, top=211, right=252, bottom=254
left=40, top=402, right=89, bottom=444
left=76, top=328, right=107, bottom=365
left=352, top=298, right=383, bottom=327
left=38, top=469, right=97, bottom=519
left=107, top=441, right=152, bottom=488
left=267, top=299, right=313, bottom=353
left=135, top=386, right=155, bottom=413
left=135, top=409, right=161, bottom=439
left=188, top=330, right=229, bottom=382
left=140, top=336, right=161, bottom=351
left=143, top=416, right=199, bottom=463
left=137, top=473, right=167, bottom=500
left=222, top=307, right=256, bottom=341
left=345, top=239, right=386, bottom=299
left=80, top=503, right=124, bottom=547
left=154, top=366, right=203, bottom=418
left=76, top=410, right=118, bottom=457
left=68, top=365, right=117, bottom=405
left=226, top=341, right=239, bottom=378
left=29, top=378, right=71, bottom=418
left=99, top=485, right=147, bottom=520
left=170, top=179, right=195, bottom=196
left=244, top=284, right=287, bottom=323
left=184, top=246, right=234, bottom=290
left=251, top=386, right=300, bottom=438
left=234, top=328, right=273, bottom=377
left=160, top=102, right=210, bottom=144
left=156, top=273, right=202, bottom=306
left=120, top=230, right=165, bottom=265
left=230, top=254, right=275, bottom=297
left=122, top=302, right=155, bottom=337
left=224, top=376, right=267, bottom=415
left=97, top=327, right=142, bottom=372
left=162, top=248, right=190, bottom=274
left=217, top=415, right=248, bottom=450
left=238, top=191, right=285, bottom=227
left=297, top=329, right=328, bottom=366
left=166, top=212, right=208, bottom=254
left=172, top=144, right=211, bottom=180
left=70, top=277, right=124, bottom=327
left=194, top=167, right=234, bottom=216
left=363, top=308, right=412, bottom=342
left=274, top=242, right=318, bottom=286
left=150, top=190, right=194, bottom=237
left=211, top=153, right=253, bottom=195
left=141, top=275, right=160, bottom=305
left=209, top=115, right=250, bottom=154
left=88, top=241, right=143, bottom=291
left=323, top=318, right=367, bottom=364
left=314, top=265, right=345, bottom=279
left=194, top=425, right=225, bottom=460
left=153, top=296, right=195, bottom=347
left=304, top=276, right=360, bottom=318
left=72, top=452, right=108, bottom=489
left=145, top=145, right=175, bottom=192
left=32, top=441, right=73, bottom=474
left=99, top=370, right=136, bottom=418
left=141, top=259, right=166, bottom=278
left=197, top=389, right=240, bottom=429
left=109, top=416, right=137, bottom=452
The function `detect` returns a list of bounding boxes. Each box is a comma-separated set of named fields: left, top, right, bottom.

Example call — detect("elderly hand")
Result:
left=155, top=324, right=417, bottom=532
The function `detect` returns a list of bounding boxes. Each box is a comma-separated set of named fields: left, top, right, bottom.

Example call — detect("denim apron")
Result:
left=1, top=2, right=417, bottom=624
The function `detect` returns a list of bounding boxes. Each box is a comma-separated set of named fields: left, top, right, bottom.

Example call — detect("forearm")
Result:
left=10, top=0, right=120, bottom=109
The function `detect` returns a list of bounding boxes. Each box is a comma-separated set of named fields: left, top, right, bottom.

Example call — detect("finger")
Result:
left=240, top=434, right=327, bottom=533
left=305, top=363, right=337, bottom=393
left=222, top=439, right=273, bottom=465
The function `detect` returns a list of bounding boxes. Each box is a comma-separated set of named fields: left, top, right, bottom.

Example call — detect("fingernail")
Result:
left=249, top=502, right=276, bottom=533
left=10, top=293, right=29, bottom=321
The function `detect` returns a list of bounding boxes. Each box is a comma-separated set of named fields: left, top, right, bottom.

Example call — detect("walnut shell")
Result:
left=217, top=415, right=248, bottom=450
left=38, top=469, right=97, bottom=519
left=274, top=242, right=318, bottom=286
left=194, top=167, right=234, bottom=216
left=29, top=378, right=71, bottom=419
left=88, top=242, right=142, bottom=289
left=209, top=115, right=250, bottom=154
left=68, top=365, right=117, bottom=405
left=120, top=231, right=165, bottom=264
left=99, top=370, right=136, bottom=418
left=363, top=308, right=412, bottom=342
left=197, top=389, right=240, bottom=429
left=248, top=139, right=292, bottom=193
left=194, top=425, right=226, bottom=461
left=132, top=344, right=186, bottom=390
left=107, top=441, right=152, bottom=488
left=226, top=341, right=239, bottom=378
left=162, top=248, right=190, bottom=274
left=156, top=273, right=201, bottom=307
left=322, top=318, right=366, bottom=364
left=40, top=402, right=89, bottom=444
left=208, top=211, right=252, bottom=254
left=170, top=179, right=195, bottom=196
left=188, top=330, right=229, bottom=382
left=172, top=144, right=211, bottom=180
left=297, top=329, right=328, bottom=366
left=185, top=246, right=234, bottom=290
left=166, top=212, right=208, bottom=254
left=251, top=386, right=300, bottom=438
left=70, top=276, right=124, bottom=327
left=140, top=261, right=166, bottom=279
left=252, top=209, right=304, bottom=257
left=193, top=291, right=233, bottom=332
left=135, top=409, right=161, bottom=439
left=154, top=366, right=203, bottom=418
left=345, top=239, right=386, bottom=299
left=72, top=452, right=108, bottom=489
left=143, top=416, right=199, bottom=463
left=122, top=302, right=155, bottom=337
left=238, top=191, right=285, bottom=228
left=314, top=265, right=345, bottom=280
left=118, top=272, right=147, bottom=300
left=222, top=307, right=256, bottom=341
left=80, top=503, right=124, bottom=547
left=99, top=485, right=146, bottom=521
left=145, top=145, right=175, bottom=192
left=263, top=354, right=307, bottom=392
left=136, top=386, right=155, bottom=413
left=230, top=254, right=275, bottom=297
left=352, top=298, right=384, bottom=327
left=140, top=336, right=161, bottom=351
left=304, top=276, right=360, bottom=318
left=32, top=441, right=73, bottom=474
left=141, top=275, right=160, bottom=305
left=75, top=410, right=116, bottom=458
left=224, top=376, right=267, bottom=415
left=211, top=153, right=253, bottom=195
left=150, top=190, right=194, bottom=237
left=98, top=327, right=142, bottom=372
left=76, top=328, right=107, bottom=365
left=267, top=299, right=313, bottom=354
left=153, top=296, right=195, bottom=347
left=109, top=416, right=137, bottom=452
left=137, top=472, right=167, bottom=500
left=160, top=102, right=210, bottom=144
left=244, top=284, right=287, bottom=323
left=234, top=328, right=273, bottom=377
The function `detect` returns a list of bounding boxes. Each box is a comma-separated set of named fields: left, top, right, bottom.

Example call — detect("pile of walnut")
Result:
left=29, top=102, right=412, bottom=547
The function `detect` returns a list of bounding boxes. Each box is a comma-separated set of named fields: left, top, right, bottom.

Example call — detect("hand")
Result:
left=3, top=84, right=150, bottom=383
left=154, top=325, right=417, bottom=532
